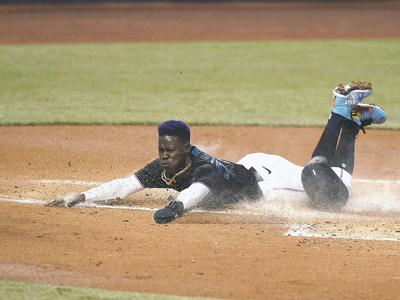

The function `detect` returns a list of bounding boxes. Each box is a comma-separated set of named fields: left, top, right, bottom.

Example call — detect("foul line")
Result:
left=32, top=179, right=102, bottom=186
left=2, top=176, right=400, bottom=243
left=0, top=195, right=47, bottom=205
left=0, top=195, right=156, bottom=211
left=353, top=178, right=400, bottom=185
left=285, top=224, right=400, bottom=242
left=0, top=178, right=399, bottom=187
left=24, top=178, right=400, bottom=186
left=0, top=195, right=247, bottom=216
left=1, top=195, right=399, bottom=242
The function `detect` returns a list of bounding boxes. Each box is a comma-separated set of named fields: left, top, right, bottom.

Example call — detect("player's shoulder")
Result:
left=191, top=146, right=235, bottom=181
left=191, top=145, right=211, bottom=160
left=136, top=158, right=162, bottom=174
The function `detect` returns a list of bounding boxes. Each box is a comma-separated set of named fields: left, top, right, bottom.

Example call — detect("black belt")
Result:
left=249, top=167, right=263, bottom=182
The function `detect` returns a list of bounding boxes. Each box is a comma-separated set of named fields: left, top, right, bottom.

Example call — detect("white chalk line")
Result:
left=17, top=178, right=400, bottom=186
left=0, top=195, right=157, bottom=211
left=0, top=194, right=385, bottom=220
left=33, top=179, right=102, bottom=186
left=1, top=194, right=400, bottom=243
left=0, top=195, right=249, bottom=216
left=285, top=224, right=400, bottom=242
left=0, top=195, right=47, bottom=205
left=2, top=177, right=400, bottom=242
left=353, top=178, right=400, bottom=185
left=0, top=177, right=399, bottom=188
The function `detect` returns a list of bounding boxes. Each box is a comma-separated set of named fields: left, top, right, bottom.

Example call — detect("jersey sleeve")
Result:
left=177, top=182, right=210, bottom=210
left=135, top=159, right=165, bottom=188
left=83, top=174, right=144, bottom=202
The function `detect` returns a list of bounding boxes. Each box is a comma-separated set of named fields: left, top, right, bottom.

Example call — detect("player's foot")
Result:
left=332, top=80, right=372, bottom=119
left=351, top=103, right=387, bottom=128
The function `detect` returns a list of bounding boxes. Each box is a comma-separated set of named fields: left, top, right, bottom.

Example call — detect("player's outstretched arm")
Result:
left=153, top=182, right=210, bottom=224
left=46, top=174, right=144, bottom=207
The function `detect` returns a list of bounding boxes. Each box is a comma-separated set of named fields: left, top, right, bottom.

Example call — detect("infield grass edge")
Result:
left=0, top=280, right=220, bottom=300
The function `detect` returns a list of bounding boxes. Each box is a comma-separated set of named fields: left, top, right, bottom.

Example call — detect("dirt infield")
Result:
left=1, top=2, right=400, bottom=300
left=1, top=1, right=400, bottom=44
left=1, top=126, right=400, bottom=300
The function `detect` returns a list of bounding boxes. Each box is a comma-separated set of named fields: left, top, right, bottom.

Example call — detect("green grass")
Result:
left=0, top=280, right=219, bottom=300
left=0, top=39, right=399, bottom=127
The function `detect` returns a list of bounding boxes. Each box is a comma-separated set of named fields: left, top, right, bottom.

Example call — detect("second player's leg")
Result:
left=302, top=80, right=387, bottom=210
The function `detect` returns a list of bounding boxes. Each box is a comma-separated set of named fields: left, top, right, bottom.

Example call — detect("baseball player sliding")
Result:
left=47, top=80, right=387, bottom=223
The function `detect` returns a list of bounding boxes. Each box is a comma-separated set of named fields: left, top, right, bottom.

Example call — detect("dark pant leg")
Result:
left=312, top=112, right=360, bottom=174
left=312, top=113, right=342, bottom=163
left=302, top=113, right=360, bottom=210
left=331, top=120, right=360, bottom=175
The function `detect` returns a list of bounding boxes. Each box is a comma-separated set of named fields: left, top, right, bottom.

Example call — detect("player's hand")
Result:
left=45, top=194, right=85, bottom=208
left=45, top=199, right=67, bottom=207
left=153, top=195, right=184, bottom=224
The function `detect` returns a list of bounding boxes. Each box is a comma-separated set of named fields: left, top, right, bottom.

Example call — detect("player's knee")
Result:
left=301, top=156, right=349, bottom=210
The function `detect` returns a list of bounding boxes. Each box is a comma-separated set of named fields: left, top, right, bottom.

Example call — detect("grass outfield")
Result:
left=0, top=280, right=219, bottom=300
left=0, top=39, right=399, bottom=127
